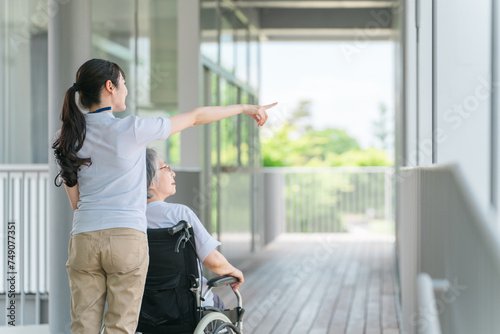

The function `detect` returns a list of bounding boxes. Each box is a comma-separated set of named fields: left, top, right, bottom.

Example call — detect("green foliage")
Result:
left=324, top=148, right=392, bottom=167
left=261, top=100, right=392, bottom=167
left=372, top=103, right=391, bottom=150
left=261, top=123, right=392, bottom=167
left=260, top=101, right=394, bottom=234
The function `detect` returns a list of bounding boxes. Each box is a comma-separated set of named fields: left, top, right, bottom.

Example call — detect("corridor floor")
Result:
left=217, top=233, right=400, bottom=334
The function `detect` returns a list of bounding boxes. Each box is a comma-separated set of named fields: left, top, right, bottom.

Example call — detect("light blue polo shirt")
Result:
left=146, top=201, right=221, bottom=262
left=70, top=112, right=171, bottom=235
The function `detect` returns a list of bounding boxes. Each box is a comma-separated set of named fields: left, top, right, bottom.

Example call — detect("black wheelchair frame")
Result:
left=136, top=220, right=245, bottom=334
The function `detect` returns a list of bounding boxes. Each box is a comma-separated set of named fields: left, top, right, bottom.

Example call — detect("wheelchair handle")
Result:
left=203, top=276, right=244, bottom=310
left=167, top=220, right=191, bottom=235
left=207, top=275, right=239, bottom=288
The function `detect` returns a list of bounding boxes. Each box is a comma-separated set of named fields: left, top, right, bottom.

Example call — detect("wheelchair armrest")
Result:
left=207, top=275, right=239, bottom=288
left=167, top=220, right=191, bottom=235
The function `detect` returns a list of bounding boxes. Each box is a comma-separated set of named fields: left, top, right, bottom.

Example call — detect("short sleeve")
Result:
left=133, top=117, right=171, bottom=145
left=183, top=206, right=221, bottom=262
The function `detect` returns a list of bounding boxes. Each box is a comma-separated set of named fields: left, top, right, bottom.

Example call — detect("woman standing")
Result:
left=53, top=58, right=276, bottom=334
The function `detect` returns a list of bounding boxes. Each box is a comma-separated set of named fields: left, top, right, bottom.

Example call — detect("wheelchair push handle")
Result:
left=167, top=220, right=191, bottom=235
left=207, top=275, right=239, bottom=288
left=204, top=275, right=244, bottom=311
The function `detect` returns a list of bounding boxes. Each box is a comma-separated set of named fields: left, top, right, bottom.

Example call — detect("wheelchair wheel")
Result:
left=193, top=312, right=234, bottom=334
left=213, top=322, right=240, bottom=334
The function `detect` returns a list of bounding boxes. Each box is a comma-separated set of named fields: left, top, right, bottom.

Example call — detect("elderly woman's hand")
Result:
left=243, top=102, right=278, bottom=127
left=203, top=250, right=245, bottom=291
left=229, top=268, right=244, bottom=291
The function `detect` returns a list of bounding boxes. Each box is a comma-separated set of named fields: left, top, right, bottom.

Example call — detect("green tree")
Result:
left=324, top=148, right=392, bottom=167
left=372, top=103, right=390, bottom=151
left=261, top=101, right=392, bottom=167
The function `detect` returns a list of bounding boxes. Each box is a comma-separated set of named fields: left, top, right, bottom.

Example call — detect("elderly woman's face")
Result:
left=156, top=157, right=176, bottom=199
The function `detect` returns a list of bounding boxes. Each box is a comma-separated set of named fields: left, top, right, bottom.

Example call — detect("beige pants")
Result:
left=66, top=228, right=149, bottom=334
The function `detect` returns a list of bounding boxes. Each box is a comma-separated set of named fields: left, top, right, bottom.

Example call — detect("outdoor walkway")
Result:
left=218, top=233, right=400, bottom=334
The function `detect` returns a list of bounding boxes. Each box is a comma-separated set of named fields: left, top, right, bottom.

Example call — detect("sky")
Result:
left=259, top=41, right=395, bottom=150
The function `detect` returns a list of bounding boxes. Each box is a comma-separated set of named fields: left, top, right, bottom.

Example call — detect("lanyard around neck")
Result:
left=89, top=106, right=112, bottom=114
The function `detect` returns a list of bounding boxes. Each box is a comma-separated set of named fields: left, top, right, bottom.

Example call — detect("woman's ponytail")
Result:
left=52, top=85, right=91, bottom=187
left=52, top=59, right=125, bottom=187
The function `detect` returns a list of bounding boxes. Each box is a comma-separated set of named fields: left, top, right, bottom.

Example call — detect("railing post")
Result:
left=20, top=172, right=24, bottom=325
left=385, top=168, right=392, bottom=232
left=263, top=171, right=285, bottom=244
left=35, top=172, right=40, bottom=325
left=4, top=172, right=10, bottom=324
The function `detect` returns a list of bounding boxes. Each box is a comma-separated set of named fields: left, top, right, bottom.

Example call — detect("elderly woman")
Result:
left=145, top=147, right=244, bottom=307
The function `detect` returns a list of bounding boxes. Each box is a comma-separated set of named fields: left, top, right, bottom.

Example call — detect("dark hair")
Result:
left=52, top=59, right=125, bottom=187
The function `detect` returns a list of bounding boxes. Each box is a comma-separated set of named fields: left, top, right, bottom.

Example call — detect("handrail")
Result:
left=0, top=166, right=49, bottom=326
left=399, top=163, right=500, bottom=333
left=0, top=164, right=49, bottom=172
left=419, top=164, right=500, bottom=266
left=417, top=273, right=442, bottom=334
left=448, top=166, right=500, bottom=270
left=263, top=166, right=394, bottom=234
left=263, top=166, right=393, bottom=173
left=0, top=165, right=204, bottom=172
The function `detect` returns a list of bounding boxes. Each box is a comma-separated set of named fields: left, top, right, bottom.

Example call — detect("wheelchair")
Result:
left=136, top=220, right=245, bottom=334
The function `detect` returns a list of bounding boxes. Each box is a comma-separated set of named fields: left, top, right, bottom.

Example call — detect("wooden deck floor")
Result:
left=217, top=234, right=400, bottom=334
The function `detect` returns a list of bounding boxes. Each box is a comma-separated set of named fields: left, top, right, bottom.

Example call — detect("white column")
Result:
left=263, top=172, right=284, bottom=244
left=494, top=0, right=500, bottom=220
left=178, top=0, right=202, bottom=168
left=416, top=0, right=434, bottom=166
left=48, top=1, right=91, bottom=332
left=399, top=2, right=418, bottom=333
left=404, top=0, right=417, bottom=168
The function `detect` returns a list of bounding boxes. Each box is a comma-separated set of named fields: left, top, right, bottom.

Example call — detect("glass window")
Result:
left=235, top=18, right=248, bottom=83
left=143, top=0, right=178, bottom=112
left=200, top=5, right=261, bottom=257
left=201, top=0, right=219, bottom=64
left=92, top=0, right=136, bottom=118
left=0, top=1, right=48, bottom=163
left=92, top=0, right=179, bottom=165
left=220, top=8, right=235, bottom=73
left=210, top=72, right=220, bottom=236
left=211, top=72, right=220, bottom=167
left=137, top=0, right=179, bottom=164
left=249, top=29, right=259, bottom=89
left=240, top=91, right=250, bottom=166
left=219, top=79, right=236, bottom=166
left=248, top=93, right=260, bottom=167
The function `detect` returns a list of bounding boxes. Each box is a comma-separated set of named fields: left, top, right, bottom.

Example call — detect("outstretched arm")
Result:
left=169, top=102, right=277, bottom=136
left=203, top=249, right=244, bottom=291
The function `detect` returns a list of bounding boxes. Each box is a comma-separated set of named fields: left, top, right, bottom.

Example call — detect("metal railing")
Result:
left=263, top=166, right=394, bottom=234
left=0, top=165, right=49, bottom=326
left=0, top=164, right=395, bottom=326
left=399, top=165, right=500, bottom=334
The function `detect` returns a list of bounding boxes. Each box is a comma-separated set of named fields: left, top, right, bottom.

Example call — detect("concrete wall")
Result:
left=398, top=0, right=499, bottom=332
left=401, top=0, right=496, bottom=222
left=434, top=0, right=492, bottom=217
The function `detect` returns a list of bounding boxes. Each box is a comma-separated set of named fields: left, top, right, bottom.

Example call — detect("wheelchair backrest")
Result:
left=137, top=226, right=200, bottom=334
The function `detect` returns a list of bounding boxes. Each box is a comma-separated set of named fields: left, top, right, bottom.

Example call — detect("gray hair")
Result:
left=146, top=147, right=160, bottom=199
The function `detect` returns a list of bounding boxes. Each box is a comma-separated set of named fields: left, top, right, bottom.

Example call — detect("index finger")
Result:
left=263, top=102, right=278, bottom=110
